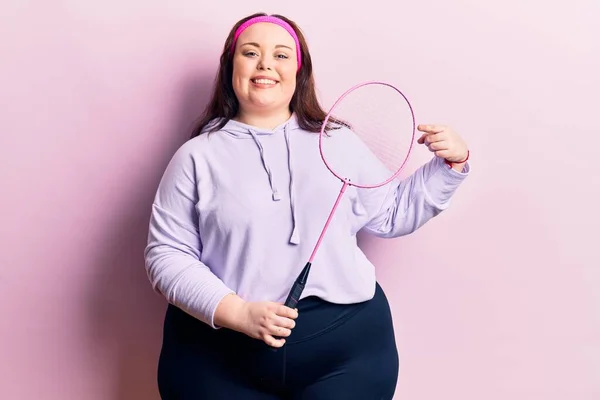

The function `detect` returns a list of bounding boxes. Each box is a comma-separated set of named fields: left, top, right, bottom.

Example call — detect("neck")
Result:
left=234, top=108, right=292, bottom=130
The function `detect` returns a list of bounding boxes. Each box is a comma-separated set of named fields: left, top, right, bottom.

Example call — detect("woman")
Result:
left=145, top=12, right=470, bottom=400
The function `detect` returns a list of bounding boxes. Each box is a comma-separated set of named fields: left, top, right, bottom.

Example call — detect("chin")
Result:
left=247, top=94, right=280, bottom=108
left=250, top=102, right=280, bottom=112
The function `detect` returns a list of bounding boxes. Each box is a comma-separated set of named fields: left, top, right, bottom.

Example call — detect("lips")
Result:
left=251, top=76, right=278, bottom=85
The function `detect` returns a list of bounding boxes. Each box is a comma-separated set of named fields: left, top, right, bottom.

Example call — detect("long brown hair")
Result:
left=190, top=12, right=345, bottom=138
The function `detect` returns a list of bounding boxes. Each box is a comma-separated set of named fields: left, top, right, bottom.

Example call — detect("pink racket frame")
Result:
left=319, top=81, right=416, bottom=188
left=308, top=81, right=416, bottom=263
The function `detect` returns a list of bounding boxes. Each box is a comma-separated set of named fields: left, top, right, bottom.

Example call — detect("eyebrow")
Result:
left=240, top=42, right=294, bottom=51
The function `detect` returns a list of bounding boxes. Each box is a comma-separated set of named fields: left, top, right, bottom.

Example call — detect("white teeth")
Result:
left=253, top=79, right=276, bottom=84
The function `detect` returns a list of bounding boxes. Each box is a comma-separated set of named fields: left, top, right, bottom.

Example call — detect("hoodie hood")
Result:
left=218, top=113, right=302, bottom=245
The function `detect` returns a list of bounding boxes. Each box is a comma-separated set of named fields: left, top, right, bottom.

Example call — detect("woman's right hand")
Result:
left=238, top=301, right=298, bottom=347
left=214, top=294, right=298, bottom=348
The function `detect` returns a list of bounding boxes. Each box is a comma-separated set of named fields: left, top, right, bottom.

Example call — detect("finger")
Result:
left=429, top=132, right=446, bottom=143
left=276, top=304, right=299, bottom=319
left=264, top=334, right=285, bottom=348
left=417, top=124, right=445, bottom=134
left=270, top=324, right=292, bottom=337
left=434, top=149, right=452, bottom=159
left=418, top=132, right=445, bottom=145
left=425, top=133, right=446, bottom=145
left=274, top=315, right=296, bottom=330
left=417, top=132, right=434, bottom=144
left=428, top=140, right=449, bottom=151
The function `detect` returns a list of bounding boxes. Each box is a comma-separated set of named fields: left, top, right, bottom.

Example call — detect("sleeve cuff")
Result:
left=207, top=288, right=237, bottom=329
left=422, top=156, right=470, bottom=208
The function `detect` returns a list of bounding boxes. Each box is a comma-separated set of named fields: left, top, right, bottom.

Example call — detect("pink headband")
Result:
left=230, top=15, right=302, bottom=70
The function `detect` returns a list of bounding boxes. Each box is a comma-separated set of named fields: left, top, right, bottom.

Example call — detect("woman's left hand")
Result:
left=417, top=124, right=469, bottom=170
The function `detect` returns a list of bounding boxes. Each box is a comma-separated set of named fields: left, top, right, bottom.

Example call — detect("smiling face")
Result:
left=232, top=22, right=298, bottom=119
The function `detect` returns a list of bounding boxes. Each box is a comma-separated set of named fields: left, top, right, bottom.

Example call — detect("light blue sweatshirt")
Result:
left=144, top=114, right=470, bottom=328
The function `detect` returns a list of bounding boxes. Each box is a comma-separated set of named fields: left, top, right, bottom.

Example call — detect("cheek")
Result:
left=232, top=59, right=252, bottom=84
left=284, top=78, right=296, bottom=96
left=286, top=80, right=297, bottom=99
left=280, top=67, right=297, bottom=89
left=232, top=68, right=248, bottom=97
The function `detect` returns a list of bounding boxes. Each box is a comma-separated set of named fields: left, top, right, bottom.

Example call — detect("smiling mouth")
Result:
left=251, top=78, right=278, bottom=85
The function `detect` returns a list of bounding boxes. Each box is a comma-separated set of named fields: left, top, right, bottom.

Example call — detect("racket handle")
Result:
left=283, top=281, right=305, bottom=309
left=283, top=261, right=312, bottom=309
left=270, top=262, right=312, bottom=351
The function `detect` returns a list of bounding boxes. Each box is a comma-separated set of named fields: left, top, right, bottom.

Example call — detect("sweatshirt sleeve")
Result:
left=144, top=143, right=235, bottom=329
left=351, top=133, right=470, bottom=238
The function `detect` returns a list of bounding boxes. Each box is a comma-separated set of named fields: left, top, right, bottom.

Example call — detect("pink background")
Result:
left=1, top=1, right=598, bottom=399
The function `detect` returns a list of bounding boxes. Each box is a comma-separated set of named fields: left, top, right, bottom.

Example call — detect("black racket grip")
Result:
left=270, top=282, right=304, bottom=350
left=283, top=281, right=305, bottom=309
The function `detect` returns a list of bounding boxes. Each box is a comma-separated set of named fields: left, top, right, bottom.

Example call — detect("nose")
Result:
left=257, top=55, right=273, bottom=70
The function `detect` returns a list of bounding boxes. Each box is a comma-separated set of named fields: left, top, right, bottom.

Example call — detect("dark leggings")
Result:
left=157, top=283, right=399, bottom=399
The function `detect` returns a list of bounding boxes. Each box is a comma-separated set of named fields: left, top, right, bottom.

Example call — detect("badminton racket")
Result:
left=283, top=81, right=416, bottom=309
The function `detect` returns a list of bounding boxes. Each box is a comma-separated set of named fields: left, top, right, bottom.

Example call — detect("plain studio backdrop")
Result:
left=1, top=1, right=598, bottom=399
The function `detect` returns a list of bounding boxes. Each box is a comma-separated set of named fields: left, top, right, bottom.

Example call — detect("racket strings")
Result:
left=320, top=82, right=415, bottom=187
